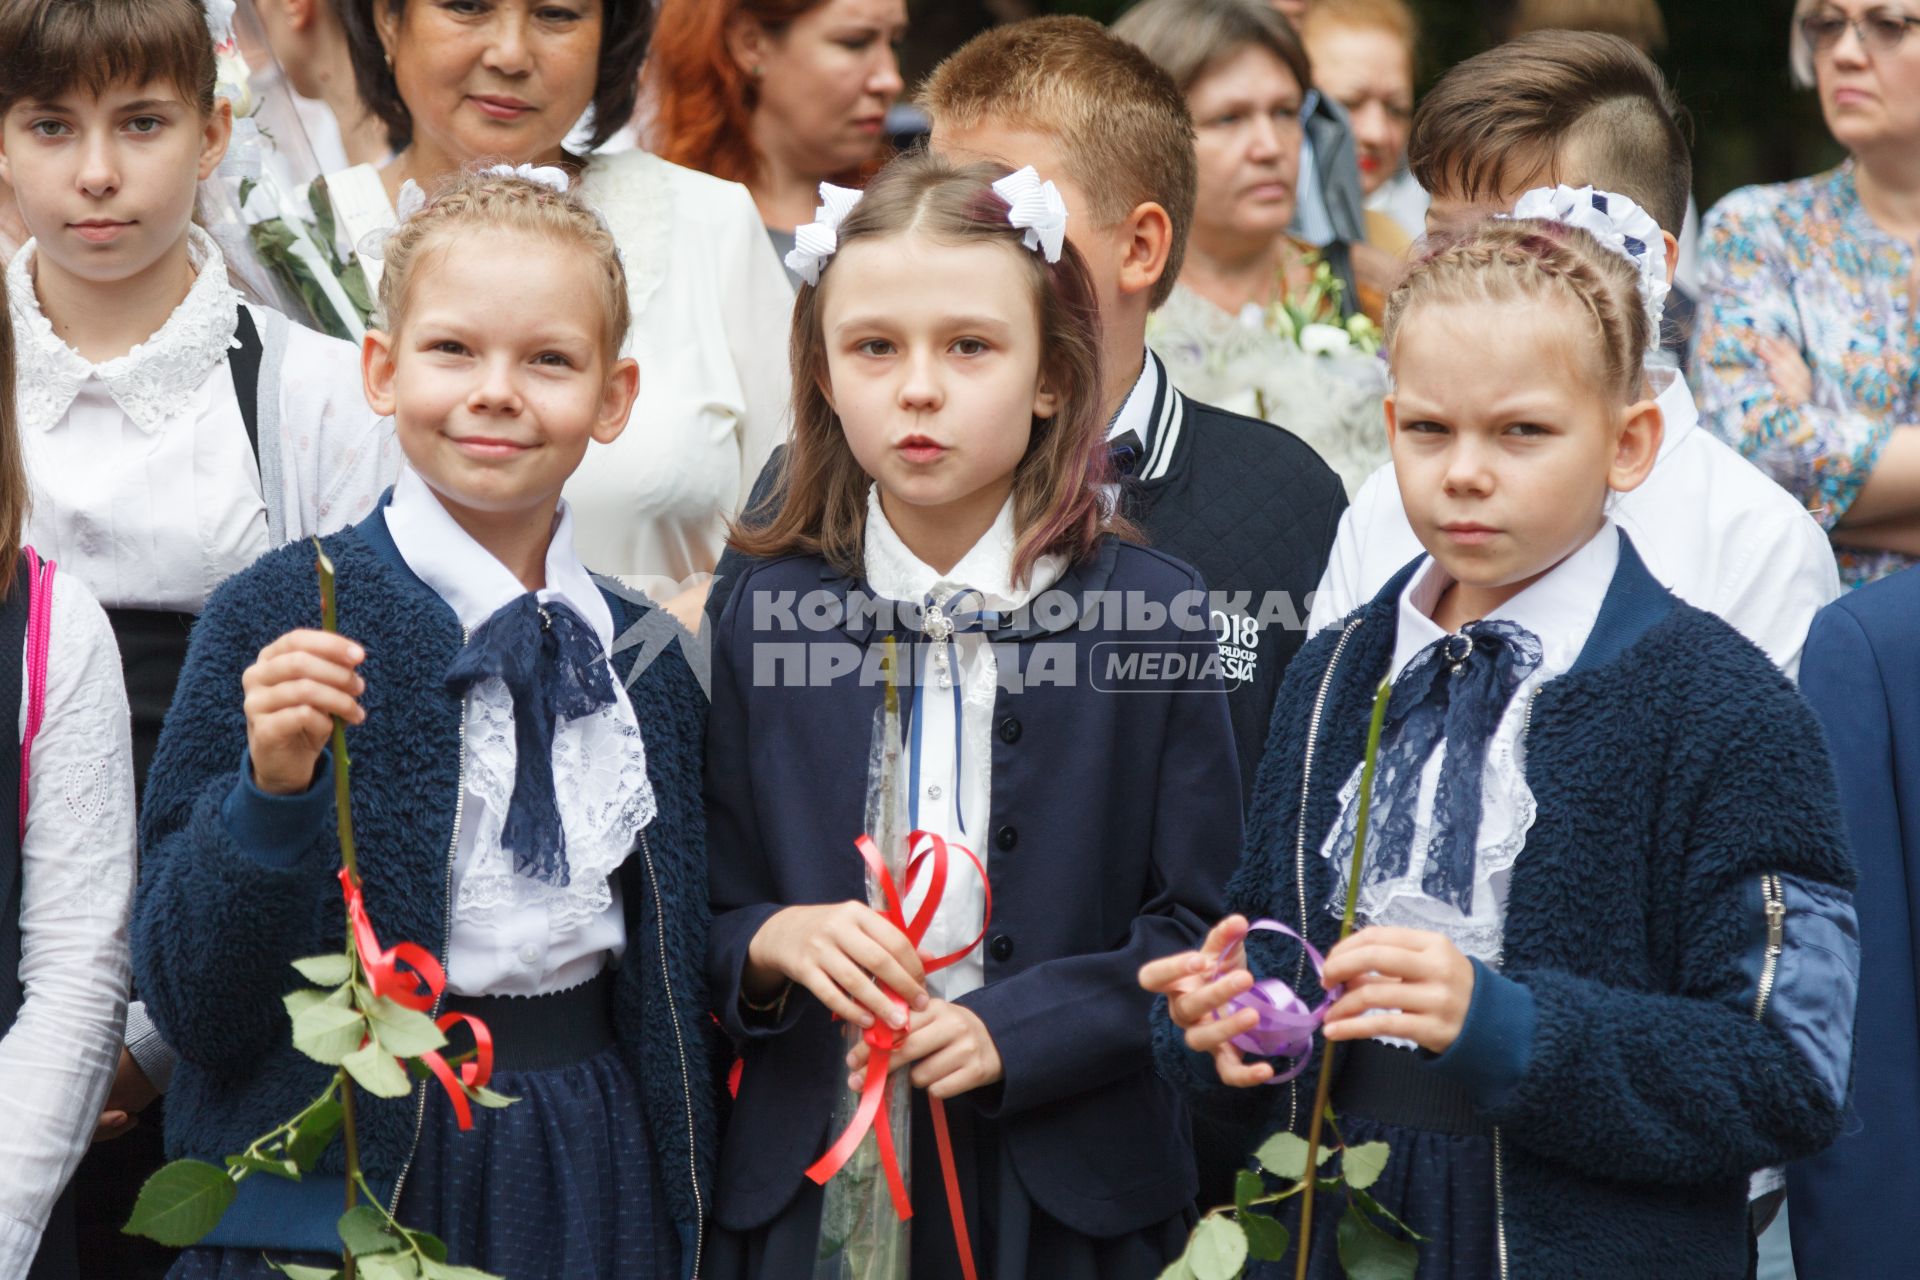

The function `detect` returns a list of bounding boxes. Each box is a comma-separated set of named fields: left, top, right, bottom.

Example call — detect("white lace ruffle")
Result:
left=7, top=226, right=241, bottom=435
left=1317, top=701, right=1538, bottom=965
left=454, top=675, right=657, bottom=938
left=579, top=150, right=675, bottom=323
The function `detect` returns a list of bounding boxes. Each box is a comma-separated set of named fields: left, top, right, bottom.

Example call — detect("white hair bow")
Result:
left=784, top=183, right=864, bottom=287
left=484, top=163, right=572, bottom=194
left=1508, top=184, right=1671, bottom=350
left=204, top=0, right=237, bottom=48
left=991, top=166, right=1069, bottom=264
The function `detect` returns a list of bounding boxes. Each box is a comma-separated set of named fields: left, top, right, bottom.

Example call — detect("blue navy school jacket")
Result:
left=705, top=537, right=1244, bottom=1239
left=1790, top=567, right=1920, bottom=1280
left=1155, top=533, right=1859, bottom=1280
left=131, top=504, right=721, bottom=1278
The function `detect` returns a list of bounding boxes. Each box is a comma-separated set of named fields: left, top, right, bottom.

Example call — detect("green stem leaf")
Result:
left=122, top=1160, right=238, bottom=1247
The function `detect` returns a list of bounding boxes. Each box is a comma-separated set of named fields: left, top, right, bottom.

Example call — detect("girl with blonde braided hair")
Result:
left=136, top=166, right=718, bottom=1280
left=1145, top=216, right=1858, bottom=1278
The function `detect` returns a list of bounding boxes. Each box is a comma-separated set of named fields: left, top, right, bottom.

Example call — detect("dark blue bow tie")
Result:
left=444, top=594, right=616, bottom=886
left=1331, top=618, right=1543, bottom=914
left=1109, top=429, right=1145, bottom=476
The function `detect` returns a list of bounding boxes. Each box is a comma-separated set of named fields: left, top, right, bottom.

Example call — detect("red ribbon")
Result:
left=339, top=870, right=495, bottom=1129
left=804, top=831, right=990, bottom=1280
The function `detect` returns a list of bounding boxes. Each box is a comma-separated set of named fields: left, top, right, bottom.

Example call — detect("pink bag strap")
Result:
left=19, top=547, right=54, bottom=844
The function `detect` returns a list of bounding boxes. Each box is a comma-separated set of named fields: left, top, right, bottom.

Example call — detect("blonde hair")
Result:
left=918, top=17, right=1197, bottom=311
left=375, top=168, right=632, bottom=360
left=1385, top=219, right=1649, bottom=402
left=729, top=151, right=1131, bottom=584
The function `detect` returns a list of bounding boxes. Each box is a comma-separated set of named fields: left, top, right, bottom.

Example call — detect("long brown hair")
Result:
left=730, top=151, right=1128, bottom=586
left=0, top=300, right=29, bottom=596
left=646, top=0, right=825, bottom=186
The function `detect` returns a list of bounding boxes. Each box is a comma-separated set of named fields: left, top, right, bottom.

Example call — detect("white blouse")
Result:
left=1318, top=522, right=1619, bottom=965
left=325, top=150, right=794, bottom=592
left=0, top=571, right=135, bottom=1270
left=383, top=468, right=657, bottom=997
left=862, top=488, right=1064, bottom=1000
left=7, top=228, right=393, bottom=612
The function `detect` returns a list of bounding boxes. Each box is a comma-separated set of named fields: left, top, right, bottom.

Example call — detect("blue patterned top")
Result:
left=1690, top=163, right=1916, bottom=588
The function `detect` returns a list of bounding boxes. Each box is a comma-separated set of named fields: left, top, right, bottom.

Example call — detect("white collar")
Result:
left=862, top=484, right=1064, bottom=611
left=1107, top=348, right=1158, bottom=444
left=1392, top=520, right=1621, bottom=681
left=1648, top=365, right=1698, bottom=461
left=383, top=466, right=615, bottom=651
left=6, top=225, right=242, bottom=435
left=1106, top=349, right=1183, bottom=481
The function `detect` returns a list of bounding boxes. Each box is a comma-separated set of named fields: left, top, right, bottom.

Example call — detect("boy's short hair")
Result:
left=1407, top=30, right=1691, bottom=233
left=1508, top=0, right=1668, bottom=52
left=919, top=16, right=1196, bottom=310
left=0, top=0, right=217, bottom=117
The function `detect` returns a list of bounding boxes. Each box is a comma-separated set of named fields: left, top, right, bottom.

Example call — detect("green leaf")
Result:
left=338, top=1203, right=403, bottom=1256
left=407, top=1229, right=448, bottom=1262
left=340, top=261, right=373, bottom=320
left=224, top=1153, right=299, bottom=1180
left=365, top=995, right=448, bottom=1057
left=1233, top=1168, right=1263, bottom=1212
left=1187, top=1214, right=1248, bottom=1280
left=287, top=1097, right=345, bottom=1169
left=292, top=1000, right=368, bottom=1066
left=1254, top=1133, right=1309, bottom=1179
left=343, top=1040, right=412, bottom=1097
left=123, top=1159, right=237, bottom=1246
left=1341, top=1141, right=1391, bottom=1192
left=1155, top=1253, right=1195, bottom=1280
left=420, top=1261, right=502, bottom=1280
left=1350, top=1188, right=1423, bottom=1242
left=464, top=1083, right=518, bottom=1110
left=308, top=176, right=339, bottom=250
left=1241, top=1210, right=1290, bottom=1262
left=356, top=1256, right=420, bottom=1280
left=1336, top=1202, right=1418, bottom=1280
left=292, top=954, right=353, bottom=987
left=268, top=1264, right=341, bottom=1280
left=283, top=988, right=329, bottom=1021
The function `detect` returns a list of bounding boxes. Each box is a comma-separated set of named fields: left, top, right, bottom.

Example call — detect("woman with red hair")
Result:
left=646, top=0, right=907, bottom=280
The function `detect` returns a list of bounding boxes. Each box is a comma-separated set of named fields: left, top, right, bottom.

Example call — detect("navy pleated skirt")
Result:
left=168, top=979, right=678, bottom=1280
left=708, top=1087, right=1192, bottom=1280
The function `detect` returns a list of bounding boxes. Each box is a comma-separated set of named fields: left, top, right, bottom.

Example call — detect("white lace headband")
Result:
left=1505, top=185, right=1671, bottom=351
left=783, top=165, right=1071, bottom=287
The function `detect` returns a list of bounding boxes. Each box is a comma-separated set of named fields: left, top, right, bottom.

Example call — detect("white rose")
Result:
left=1300, top=323, right=1353, bottom=356
left=215, top=48, right=254, bottom=118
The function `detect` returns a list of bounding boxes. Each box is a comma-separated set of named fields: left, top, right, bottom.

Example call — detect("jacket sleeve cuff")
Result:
left=1428, top=958, right=1535, bottom=1109
left=220, top=749, right=334, bottom=869
left=123, top=1000, right=178, bottom=1094
left=714, top=904, right=807, bottom=1041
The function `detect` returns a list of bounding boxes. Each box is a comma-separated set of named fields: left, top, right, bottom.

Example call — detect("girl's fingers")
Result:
left=1138, top=950, right=1208, bottom=993
left=841, top=928, right=927, bottom=1013
left=1213, top=1042, right=1274, bottom=1089
left=793, top=963, right=874, bottom=1029
left=247, top=680, right=366, bottom=725
left=1323, top=1011, right=1427, bottom=1044
left=1200, top=915, right=1251, bottom=964
left=856, top=913, right=928, bottom=993
left=1184, top=1004, right=1260, bottom=1054
left=1321, top=942, right=1431, bottom=986
left=1324, top=980, right=1435, bottom=1025
left=244, top=649, right=366, bottom=694
left=1169, top=967, right=1257, bottom=1029
left=258, top=630, right=365, bottom=667
left=909, top=1041, right=972, bottom=1092
left=820, top=951, right=905, bottom=1029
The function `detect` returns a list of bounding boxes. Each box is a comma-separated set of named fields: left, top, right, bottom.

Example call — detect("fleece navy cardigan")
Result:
left=1155, top=533, right=1859, bottom=1280
left=132, top=505, right=720, bottom=1274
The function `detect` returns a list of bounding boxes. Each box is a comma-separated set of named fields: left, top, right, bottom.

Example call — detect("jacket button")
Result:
left=995, top=825, right=1018, bottom=852
left=998, top=717, right=1022, bottom=744
left=989, top=934, right=1014, bottom=962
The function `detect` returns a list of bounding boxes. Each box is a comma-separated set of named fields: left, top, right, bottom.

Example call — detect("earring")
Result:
left=750, top=64, right=765, bottom=77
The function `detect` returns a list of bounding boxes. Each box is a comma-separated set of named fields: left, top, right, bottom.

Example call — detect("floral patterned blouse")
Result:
left=1690, top=162, right=1916, bottom=587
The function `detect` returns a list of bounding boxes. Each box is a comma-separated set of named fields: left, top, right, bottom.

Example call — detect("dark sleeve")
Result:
left=1788, top=602, right=1909, bottom=1275
left=706, top=446, right=787, bottom=634
left=960, top=568, right=1243, bottom=1117
left=1448, top=671, right=1858, bottom=1186
left=132, top=571, right=340, bottom=1072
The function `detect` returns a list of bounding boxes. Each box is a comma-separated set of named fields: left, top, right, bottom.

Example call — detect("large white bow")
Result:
left=991, top=166, right=1069, bottom=264
left=1508, top=184, right=1671, bottom=350
left=784, top=183, right=865, bottom=287
left=484, top=163, right=572, bottom=195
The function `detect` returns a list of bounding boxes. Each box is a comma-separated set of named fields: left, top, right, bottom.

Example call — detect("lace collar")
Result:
left=6, top=225, right=242, bottom=436
left=862, top=484, right=1065, bottom=612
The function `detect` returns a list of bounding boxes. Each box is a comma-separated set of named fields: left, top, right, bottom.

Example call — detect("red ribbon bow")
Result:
left=339, top=870, right=496, bottom=1129
left=804, top=831, right=991, bottom=1280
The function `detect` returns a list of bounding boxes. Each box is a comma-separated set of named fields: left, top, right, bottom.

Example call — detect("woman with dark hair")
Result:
left=645, top=0, right=906, bottom=281
left=325, top=0, right=794, bottom=594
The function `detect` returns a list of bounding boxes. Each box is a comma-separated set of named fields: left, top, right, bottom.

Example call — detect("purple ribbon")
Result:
left=1211, top=920, right=1343, bottom=1084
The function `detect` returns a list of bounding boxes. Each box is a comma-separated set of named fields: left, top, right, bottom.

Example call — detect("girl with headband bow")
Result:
left=1143, top=216, right=1859, bottom=1280
left=136, top=166, right=715, bottom=1280
left=708, top=151, right=1242, bottom=1279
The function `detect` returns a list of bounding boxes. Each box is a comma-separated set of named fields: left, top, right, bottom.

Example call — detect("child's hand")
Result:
left=242, top=630, right=366, bottom=796
left=745, top=902, right=929, bottom=1031
left=846, top=998, right=1003, bottom=1099
left=1137, top=915, right=1275, bottom=1088
left=1320, top=926, right=1475, bottom=1054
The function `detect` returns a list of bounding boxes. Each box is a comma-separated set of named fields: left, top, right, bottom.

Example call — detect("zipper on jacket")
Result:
left=1753, top=873, right=1786, bottom=1021
left=1288, top=616, right=1364, bottom=1133
left=639, top=827, right=706, bottom=1279
left=1494, top=1128, right=1510, bottom=1280
left=389, top=625, right=470, bottom=1217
